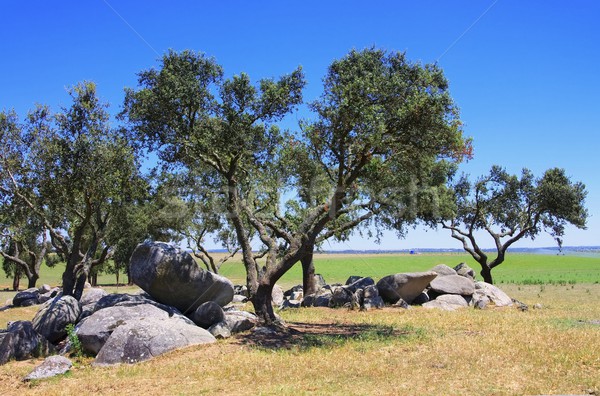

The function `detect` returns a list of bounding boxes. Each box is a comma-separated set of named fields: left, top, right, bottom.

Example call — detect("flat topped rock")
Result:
left=429, top=274, right=475, bottom=296
left=376, top=271, right=438, bottom=304
left=93, top=315, right=216, bottom=366
left=24, top=355, right=72, bottom=381
left=129, top=242, right=234, bottom=314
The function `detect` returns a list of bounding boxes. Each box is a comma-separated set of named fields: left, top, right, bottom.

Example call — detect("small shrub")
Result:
left=65, top=323, right=83, bottom=358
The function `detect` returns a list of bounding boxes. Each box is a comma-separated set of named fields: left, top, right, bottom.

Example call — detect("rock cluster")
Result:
left=269, top=262, right=513, bottom=312
left=1, top=244, right=517, bottom=377
left=0, top=242, right=248, bottom=374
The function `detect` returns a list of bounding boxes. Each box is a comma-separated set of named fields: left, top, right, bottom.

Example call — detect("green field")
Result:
left=2, top=253, right=599, bottom=296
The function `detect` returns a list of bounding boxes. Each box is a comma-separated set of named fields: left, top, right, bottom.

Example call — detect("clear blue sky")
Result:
left=1, top=1, right=598, bottom=250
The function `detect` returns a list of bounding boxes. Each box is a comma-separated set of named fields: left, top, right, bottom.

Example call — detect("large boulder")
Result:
left=271, top=285, right=284, bottom=307
left=345, top=277, right=375, bottom=293
left=79, top=287, right=108, bottom=307
left=91, top=292, right=184, bottom=317
left=32, top=295, right=81, bottom=344
left=422, top=294, right=469, bottom=311
left=430, top=264, right=457, bottom=277
left=454, top=262, right=476, bottom=280
left=362, top=285, right=385, bottom=310
left=473, top=282, right=513, bottom=307
left=429, top=274, right=475, bottom=296
left=77, top=304, right=192, bottom=355
left=329, top=286, right=356, bottom=308
left=0, top=332, right=13, bottom=364
left=5, top=321, right=53, bottom=361
left=376, top=271, right=438, bottom=304
left=93, top=316, right=216, bottom=366
left=129, top=242, right=234, bottom=314
left=302, top=288, right=333, bottom=307
left=24, top=355, right=72, bottom=381
left=13, top=288, right=41, bottom=307
left=189, top=301, right=225, bottom=329
left=224, top=310, right=258, bottom=333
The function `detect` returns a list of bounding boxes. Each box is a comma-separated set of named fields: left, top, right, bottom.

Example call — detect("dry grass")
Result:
left=1, top=283, right=599, bottom=395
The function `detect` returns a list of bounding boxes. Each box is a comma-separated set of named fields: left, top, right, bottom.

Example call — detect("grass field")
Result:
left=1, top=253, right=599, bottom=395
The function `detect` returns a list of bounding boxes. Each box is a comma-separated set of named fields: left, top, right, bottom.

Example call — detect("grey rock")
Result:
left=190, top=301, right=225, bottom=329
left=224, top=310, right=258, bottom=333
left=271, top=285, right=284, bottom=306
left=129, top=242, right=234, bottom=314
left=474, top=282, right=513, bottom=307
left=13, top=288, right=40, bottom=307
left=431, top=264, right=458, bottom=277
left=345, top=275, right=363, bottom=285
left=79, top=287, right=108, bottom=307
left=208, top=321, right=231, bottom=339
left=32, top=295, right=81, bottom=344
left=422, top=294, right=469, bottom=311
left=470, top=289, right=491, bottom=309
left=430, top=274, right=475, bottom=296
left=232, top=294, right=248, bottom=303
left=314, top=274, right=327, bottom=289
left=412, top=291, right=430, bottom=305
left=0, top=332, right=14, bottom=365
left=280, top=299, right=302, bottom=309
left=345, top=277, right=375, bottom=293
left=376, top=271, right=438, bottom=304
left=38, top=284, right=52, bottom=294
left=93, top=293, right=186, bottom=319
left=93, top=316, right=216, bottom=366
left=302, top=289, right=333, bottom=307
left=290, top=290, right=303, bottom=301
left=329, top=286, right=356, bottom=308
left=392, top=299, right=410, bottom=309
left=233, top=285, right=248, bottom=297
left=283, top=285, right=303, bottom=297
left=7, top=321, right=53, bottom=360
left=454, top=262, right=476, bottom=280
left=77, top=304, right=187, bottom=355
left=24, top=355, right=72, bottom=381
left=362, top=285, right=384, bottom=310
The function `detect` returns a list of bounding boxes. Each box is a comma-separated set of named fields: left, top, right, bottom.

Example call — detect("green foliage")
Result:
left=442, top=165, right=588, bottom=283
left=1, top=82, right=148, bottom=298
left=65, top=323, right=83, bottom=358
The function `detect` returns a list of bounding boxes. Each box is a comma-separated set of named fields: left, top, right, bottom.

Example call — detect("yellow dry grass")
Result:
left=1, top=284, right=599, bottom=395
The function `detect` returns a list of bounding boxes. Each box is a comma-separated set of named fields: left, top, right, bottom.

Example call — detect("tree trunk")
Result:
left=12, top=267, right=21, bottom=291
left=27, top=273, right=39, bottom=289
left=301, top=252, right=317, bottom=296
left=73, top=272, right=88, bottom=300
left=252, top=283, right=276, bottom=324
left=127, top=264, right=133, bottom=285
left=480, top=264, right=493, bottom=284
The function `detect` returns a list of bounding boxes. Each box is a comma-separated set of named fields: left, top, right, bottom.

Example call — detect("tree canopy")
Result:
left=441, top=165, right=588, bottom=283
left=0, top=82, right=147, bottom=298
left=123, top=48, right=470, bottom=322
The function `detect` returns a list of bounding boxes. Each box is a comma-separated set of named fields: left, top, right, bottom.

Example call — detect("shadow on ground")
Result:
left=235, top=321, right=420, bottom=350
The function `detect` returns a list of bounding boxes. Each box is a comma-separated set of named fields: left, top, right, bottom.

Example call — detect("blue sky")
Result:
left=1, top=1, right=598, bottom=250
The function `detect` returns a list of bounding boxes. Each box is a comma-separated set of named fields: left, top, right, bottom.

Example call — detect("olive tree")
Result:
left=123, top=48, right=469, bottom=323
left=0, top=82, right=146, bottom=299
left=441, top=165, right=588, bottom=283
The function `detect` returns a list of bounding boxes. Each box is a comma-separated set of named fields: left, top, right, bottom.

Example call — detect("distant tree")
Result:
left=0, top=82, right=146, bottom=299
left=0, top=110, right=49, bottom=290
left=123, top=49, right=469, bottom=323
left=441, top=166, right=588, bottom=284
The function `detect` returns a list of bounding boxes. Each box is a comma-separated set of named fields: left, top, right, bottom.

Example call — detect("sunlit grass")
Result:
left=2, top=284, right=599, bottom=395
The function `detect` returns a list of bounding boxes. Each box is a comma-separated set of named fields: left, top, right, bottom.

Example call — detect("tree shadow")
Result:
left=236, top=321, right=421, bottom=351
